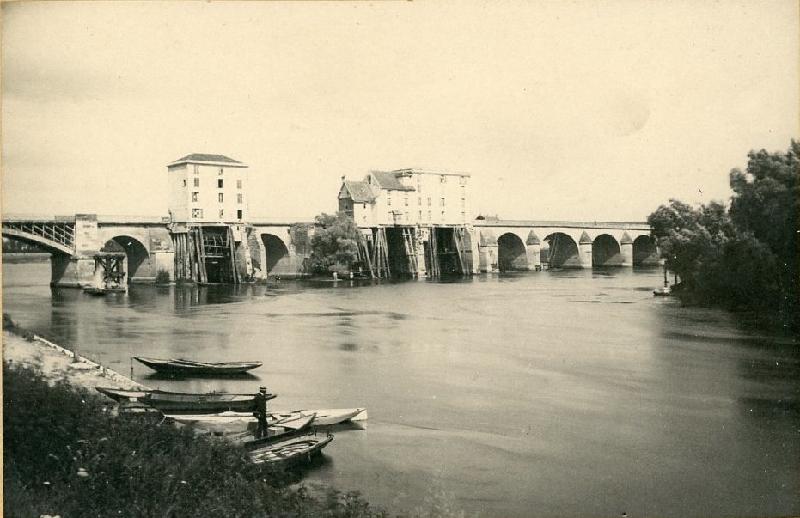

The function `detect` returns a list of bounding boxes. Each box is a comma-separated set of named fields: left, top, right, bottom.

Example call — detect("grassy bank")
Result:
left=3, top=362, right=387, bottom=518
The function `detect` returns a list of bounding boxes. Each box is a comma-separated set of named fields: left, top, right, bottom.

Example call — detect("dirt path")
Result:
left=3, top=330, right=148, bottom=392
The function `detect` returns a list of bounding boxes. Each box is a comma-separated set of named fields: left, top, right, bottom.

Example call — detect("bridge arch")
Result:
left=633, top=235, right=659, bottom=266
left=542, top=232, right=581, bottom=268
left=1, top=228, right=74, bottom=256
left=106, top=235, right=152, bottom=282
left=592, top=234, right=623, bottom=266
left=261, top=233, right=292, bottom=275
left=497, top=233, right=527, bottom=271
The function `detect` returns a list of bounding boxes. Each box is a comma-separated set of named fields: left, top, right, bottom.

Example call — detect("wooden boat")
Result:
left=161, top=408, right=367, bottom=433
left=248, top=433, right=334, bottom=467
left=134, top=356, right=263, bottom=376
left=95, top=386, right=275, bottom=413
left=95, top=387, right=150, bottom=401
left=165, top=411, right=314, bottom=436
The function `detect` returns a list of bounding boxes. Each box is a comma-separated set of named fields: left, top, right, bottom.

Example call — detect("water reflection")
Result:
left=3, top=262, right=799, bottom=518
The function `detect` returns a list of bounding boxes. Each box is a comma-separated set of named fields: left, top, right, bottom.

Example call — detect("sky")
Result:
left=2, top=1, right=798, bottom=222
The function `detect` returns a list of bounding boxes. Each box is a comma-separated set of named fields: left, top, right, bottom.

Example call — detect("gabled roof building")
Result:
left=338, top=168, right=471, bottom=228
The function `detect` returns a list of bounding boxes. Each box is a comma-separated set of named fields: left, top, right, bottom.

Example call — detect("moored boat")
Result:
left=134, top=356, right=263, bottom=376
left=248, top=433, right=334, bottom=467
left=165, top=410, right=314, bottom=436
left=95, top=386, right=275, bottom=413
left=160, top=407, right=367, bottom=433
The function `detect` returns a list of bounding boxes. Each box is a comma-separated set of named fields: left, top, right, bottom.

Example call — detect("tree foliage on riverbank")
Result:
left=3, top=362, right=386, bottom=518
left=308, top=212, right=360, bottom=275
left=648, top=141, right=798, bottom=330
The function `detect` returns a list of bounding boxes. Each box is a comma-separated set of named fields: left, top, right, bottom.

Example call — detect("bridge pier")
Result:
left=479, top=244, right=498, bottom=272
left=620, top=239, right=633, bottom=267
left=51, top=255, right=96, bottom=288
left=577, top=232, right=593, bottom=268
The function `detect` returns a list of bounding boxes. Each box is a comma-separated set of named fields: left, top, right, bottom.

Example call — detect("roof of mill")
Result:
left=342, top=180, right=378, bottom=203
left=370, top=171, right=416, bottom=191
left=169, top=154, right=246, bottom=167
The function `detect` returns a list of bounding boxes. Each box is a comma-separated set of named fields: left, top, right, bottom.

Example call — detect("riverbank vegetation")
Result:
left=648, top=141, right=798, bottom=331
left=3, top=361, right=387, bottom=518
left=307, top=212, right=360, bottom=275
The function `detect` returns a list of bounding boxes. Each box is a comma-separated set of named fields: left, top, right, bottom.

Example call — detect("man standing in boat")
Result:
left=254, top=386, right=269, bottom=439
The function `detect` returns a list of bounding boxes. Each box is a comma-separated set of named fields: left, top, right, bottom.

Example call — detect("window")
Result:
left=192, top=192, right=198, bottom=202
left=193, top=165, right=199, bottom=175
left=461, top=197, right=465, bottom=207
left=427, top=210, right=431, bottom=220
left=459, top=176, right=467, bottom=186
left=418, top=197, right=422, bottom=206
left=237, top=193, right=243, bottom=204
left=440, top=176, right=447, bottom=183
left=192, top=208, right=203, bottom=219
left=441, top=210, right=445, bottom=219
left=387, top=194, right=392, bottom=206
left=461, top=211, right=466, bottom=220
left=237, top=179, right=242, bottom=189
left=237, top=210, right=243, bottom=220
left=219, top=209, right=224, bottom=219
left=193, top=178, right=200, bottom=188
left=218, top=193, right=224, bottom=203
left=441, top=197, right=445, bottom=206
left=218, top=179, right=223, bottom=188
left=418, top=210, right=422, bottom=220
left=182, top=179, right=187, bottom=187
left=427, top=197, right=431, bottom=206
left=404, top=196, right=408, bottom=207
left=362, top=203, right=366, bottom=209
left=218, top=168, right=224, bottom=176
left=405, top=212, right=409, bottom=221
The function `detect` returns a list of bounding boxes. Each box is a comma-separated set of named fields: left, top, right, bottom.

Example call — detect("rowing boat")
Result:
left=161, top=407, right=366, bottom=433
left=134, top=356, right=263, bottom=376
left=95, top=386, right=275, bottom=413
left=248, top=433, right=334, bottom=467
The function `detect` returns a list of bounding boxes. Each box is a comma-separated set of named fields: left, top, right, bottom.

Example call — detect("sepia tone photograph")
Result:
left=2, top=1, right=798, bottom=517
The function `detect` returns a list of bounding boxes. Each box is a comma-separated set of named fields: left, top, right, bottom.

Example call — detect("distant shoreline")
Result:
left=2, top=253, right=51, bottom=263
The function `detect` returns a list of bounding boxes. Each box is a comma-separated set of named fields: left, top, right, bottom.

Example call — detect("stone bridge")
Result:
left=3, top=214, right=657, bottom=285
left=2, top=214, right=309, bottom=287
left=473, top=220, right=658, bottom=271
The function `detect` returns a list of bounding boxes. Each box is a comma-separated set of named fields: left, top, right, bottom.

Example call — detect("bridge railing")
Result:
left=3, top=220, right=76, bottom=249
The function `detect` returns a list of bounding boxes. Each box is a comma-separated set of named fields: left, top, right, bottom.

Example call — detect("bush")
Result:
left=155, top=269, right=171, bottom=284
left=3, top=362, right=387, bottom=518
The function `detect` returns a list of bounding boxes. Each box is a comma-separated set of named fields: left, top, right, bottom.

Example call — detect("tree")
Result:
left=729, top=141, right=799, bottom=319
left=308, top=212, right=360, bottom=275
left=648, top=141, right=799, bottom=330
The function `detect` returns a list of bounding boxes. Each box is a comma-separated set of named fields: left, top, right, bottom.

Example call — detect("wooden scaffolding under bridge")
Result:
left=94, top=252, right=126, bottom=290
left=356, top=231, right=375, bottom=278
left=427, top=227, right=440, bottom=277
left=372, top=227, right=391, bottom=278
left=453, top=226, right=467, bottom=275
left=401, top=227, right=419, bottom=276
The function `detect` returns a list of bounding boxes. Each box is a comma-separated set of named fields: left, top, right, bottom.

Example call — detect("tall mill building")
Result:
left=338, top=168, right=478, bottom=277
left=166, top=153, right=253, bottom=283
left=167, top=154, right=249, bottom=224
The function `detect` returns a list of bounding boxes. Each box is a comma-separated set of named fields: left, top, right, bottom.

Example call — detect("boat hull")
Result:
left=95, top=386, right=274, bottom=413
left=248, top=434, right=334, bottom=467
left=134, top=356, right=262, bottom=376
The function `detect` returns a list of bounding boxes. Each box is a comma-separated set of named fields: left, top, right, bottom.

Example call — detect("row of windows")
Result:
left=389, top=196, right=466, bottom=207
left=193, top=165, right=231, bottom=177
left=182, top=178, right=243, bottom=189
left=191, top=208, right=244, bottom=220
left=191, top=192, right=244, bottom=204
left=390, top=210, right=467, bottom=222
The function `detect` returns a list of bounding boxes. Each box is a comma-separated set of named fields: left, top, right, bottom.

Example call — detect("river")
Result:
left=3, top=261, right=798, bottom=517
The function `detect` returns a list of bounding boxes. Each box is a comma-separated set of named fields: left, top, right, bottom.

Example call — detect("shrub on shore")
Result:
left=3, top=362, right=386, bottom=518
